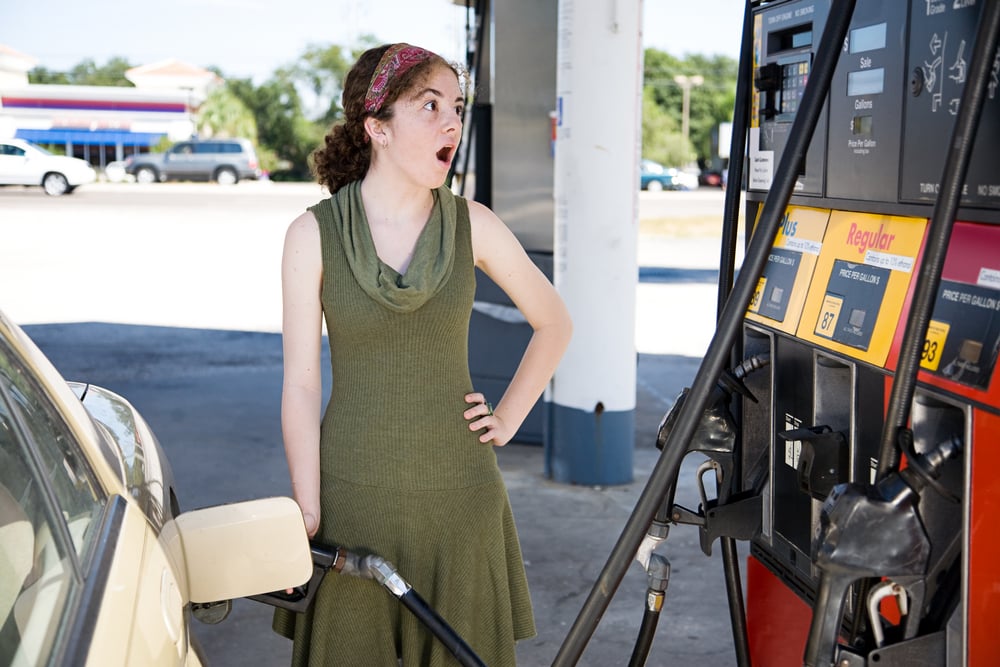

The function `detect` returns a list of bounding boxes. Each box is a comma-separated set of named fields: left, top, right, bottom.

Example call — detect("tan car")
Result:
left=0, top=309, right=311, bottom=665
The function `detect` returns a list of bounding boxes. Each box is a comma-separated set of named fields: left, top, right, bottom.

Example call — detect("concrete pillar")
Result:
left=547, top=0, right=643, bottom=485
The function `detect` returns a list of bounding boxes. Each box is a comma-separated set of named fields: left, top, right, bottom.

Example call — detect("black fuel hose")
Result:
left=627, top=607, right=661, bottom=667
left=362, top=554, right=487, bottom=667
left=717, top=1, right=763, bottom=635
left=627, top=555, right=670, bottom=667
left=716, top=0, right=755, bottom=315
left=399, top=588, right=486, bottom=667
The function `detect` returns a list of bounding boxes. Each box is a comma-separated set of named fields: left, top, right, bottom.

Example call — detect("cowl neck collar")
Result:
left=329, top=180, right=457, bottom=312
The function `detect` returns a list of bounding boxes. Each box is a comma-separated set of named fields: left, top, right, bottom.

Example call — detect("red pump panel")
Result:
left=968, top=409, right=1000, bottom=666
left=746, top=556, right=812, bottom=667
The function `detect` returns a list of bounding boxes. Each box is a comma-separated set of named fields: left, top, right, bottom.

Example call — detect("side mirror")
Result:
left=165, top=497, right=312, bottom=604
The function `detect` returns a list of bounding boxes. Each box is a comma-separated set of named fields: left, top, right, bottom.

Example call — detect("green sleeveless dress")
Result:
left=274, top=181, right=535, bottom=666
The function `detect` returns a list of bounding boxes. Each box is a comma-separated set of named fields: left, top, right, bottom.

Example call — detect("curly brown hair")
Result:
left=311, top=44, right=464, bottom=194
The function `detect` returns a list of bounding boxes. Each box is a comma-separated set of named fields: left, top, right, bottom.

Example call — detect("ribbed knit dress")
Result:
left=273, top=181, right=535, bottom=666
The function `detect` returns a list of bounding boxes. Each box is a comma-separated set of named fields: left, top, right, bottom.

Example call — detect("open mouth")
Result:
left=436, top=145, right=454, bottom=164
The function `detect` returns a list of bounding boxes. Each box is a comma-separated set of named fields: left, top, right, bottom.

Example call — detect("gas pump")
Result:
left=554, top=1, right=1000, bottom=666
left=743, top=1, right=999, bottom=664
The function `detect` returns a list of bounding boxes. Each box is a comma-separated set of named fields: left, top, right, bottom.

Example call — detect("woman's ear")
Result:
left=364, top=117, right=387, bottom=148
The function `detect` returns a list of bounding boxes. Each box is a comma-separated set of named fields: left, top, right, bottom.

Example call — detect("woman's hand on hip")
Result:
left=464, top=392, right=512, bottom=446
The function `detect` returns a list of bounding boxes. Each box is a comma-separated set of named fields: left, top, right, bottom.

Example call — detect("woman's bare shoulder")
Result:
left=465, top=197, right=499, bottom=224
left=289, top=208, right=319, bottom=232
left=282, top=209, right=322, bottom=272
left=285, top=209, right=320, bottom=245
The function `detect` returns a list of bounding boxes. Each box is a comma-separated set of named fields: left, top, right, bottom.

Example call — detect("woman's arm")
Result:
left=281, top=210, right=324, bottom=535
left=465, top=199, right=573, bottom=445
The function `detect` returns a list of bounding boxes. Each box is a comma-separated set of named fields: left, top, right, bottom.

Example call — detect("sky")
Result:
left=2, top=0, right=745, bottom=82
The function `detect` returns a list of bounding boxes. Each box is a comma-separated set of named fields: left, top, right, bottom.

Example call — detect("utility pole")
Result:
left=674, top=74, right=704, bottom=146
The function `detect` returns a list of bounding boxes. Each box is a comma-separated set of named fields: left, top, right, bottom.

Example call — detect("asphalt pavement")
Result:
left=5, top=183, right=748, bottom=666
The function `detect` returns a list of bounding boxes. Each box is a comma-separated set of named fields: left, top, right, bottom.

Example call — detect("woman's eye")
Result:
left=424, top=100, right=437, bottom=111
left=455, top=106, right=465, bottom=116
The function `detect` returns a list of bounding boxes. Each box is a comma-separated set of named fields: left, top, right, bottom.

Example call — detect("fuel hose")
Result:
left=253, top=544, right=487, bottom=667
left=362, top=554, right=488, bottom=667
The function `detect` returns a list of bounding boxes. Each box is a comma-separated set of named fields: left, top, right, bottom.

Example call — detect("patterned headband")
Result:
left=363, top=44, right=434, bottom=114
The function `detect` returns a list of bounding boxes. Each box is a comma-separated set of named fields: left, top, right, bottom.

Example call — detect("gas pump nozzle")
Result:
left=635, top=355, right=769, bottom=569
left=803, top=434, right=963, bottom=667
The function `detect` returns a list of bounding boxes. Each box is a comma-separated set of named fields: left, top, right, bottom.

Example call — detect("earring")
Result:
left=382, top=138, right=389, bottom=149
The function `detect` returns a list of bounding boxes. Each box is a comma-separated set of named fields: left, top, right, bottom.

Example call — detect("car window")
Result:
left=0, top=145, right=26, bottom=158
left=0, top=346, right=104, bottom=666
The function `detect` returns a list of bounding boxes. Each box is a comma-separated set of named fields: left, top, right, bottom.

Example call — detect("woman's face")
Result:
left=382, top=64, right=464, bottom=189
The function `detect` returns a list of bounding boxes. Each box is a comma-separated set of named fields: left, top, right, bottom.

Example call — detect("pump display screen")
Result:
left=847, top=68, right=885, bottom=96
left=849, top=22, right=887, bottom=53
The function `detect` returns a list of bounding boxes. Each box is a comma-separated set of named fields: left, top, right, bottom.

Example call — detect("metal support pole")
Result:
left=548, top=0, right=643, bottom=486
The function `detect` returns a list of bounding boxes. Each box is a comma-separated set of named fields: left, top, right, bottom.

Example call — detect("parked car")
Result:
left=103, top=160, right=128, bottom=183
left=640, top=159, right=698, bottom=192
left=699, top=169, right=724, bottom=187
left=0, top=139, right=97, bottom=196
left=123, top=138, right=262, bottom=185
left=672, top=169, right=701, bottom=191
left=0, top=308, right=311, bottom=666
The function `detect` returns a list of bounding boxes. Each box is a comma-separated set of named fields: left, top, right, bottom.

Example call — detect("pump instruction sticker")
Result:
left=746, top=206, right=831, bottom=334
left=797, top=211, right=927, bottom=366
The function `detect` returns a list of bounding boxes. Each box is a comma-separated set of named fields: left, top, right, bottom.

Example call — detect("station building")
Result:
left=0, top=44, right=219, bottom=172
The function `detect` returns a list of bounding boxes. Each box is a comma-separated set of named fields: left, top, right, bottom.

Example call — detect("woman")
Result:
left=276, top=43, right=572, bottom=666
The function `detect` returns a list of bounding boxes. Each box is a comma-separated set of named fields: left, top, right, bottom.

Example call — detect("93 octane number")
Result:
left=920, top=320, right=950, bottom=371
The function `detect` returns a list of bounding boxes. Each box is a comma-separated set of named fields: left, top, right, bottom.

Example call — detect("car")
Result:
left=0, top=308, right=311, bottom=666
left=640, top=159, right=673, bottom=192
left=123, top=138, right=262, bottom=185
left=640, top=159, right=698, bottom=192
left=0, top=139, right=97, bottom=196
left=699, top=169, right=724, bottom=187
left=103, top=160, right=129, bottom=183
left=671, top=169, right=701, bottom=191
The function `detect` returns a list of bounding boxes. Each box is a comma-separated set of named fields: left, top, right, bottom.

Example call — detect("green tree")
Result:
left=27, top=67, right=70, bottom=84
left=70, top=57, right=135, bottom=86
left=196, top=87, right=257, bottom=141
left=290, top=43, right=353, bottom=125
left=642, top=49, right=738, bottom=168
left=227, top=76, right=319, bottom=179
left=29, top=56, right=135, bottom=86
left=641, top=87, right=691, bottom=166
left=224, top=37, right=376, bottom=180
